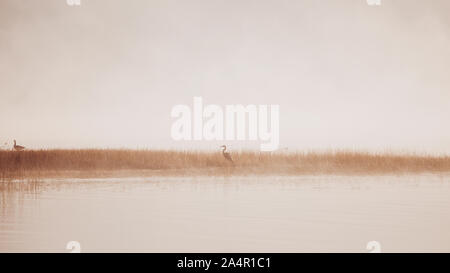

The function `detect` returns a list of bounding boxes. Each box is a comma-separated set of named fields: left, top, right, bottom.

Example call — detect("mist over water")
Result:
left=1, top=175, right=449, bottom=252
left=1, top=0, right=450, bottom=153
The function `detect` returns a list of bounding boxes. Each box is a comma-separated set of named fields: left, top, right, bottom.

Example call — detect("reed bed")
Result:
left=0, top=149, right=449, bottom=179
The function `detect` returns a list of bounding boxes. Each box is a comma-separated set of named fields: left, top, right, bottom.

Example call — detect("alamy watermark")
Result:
left=171, top=97, right=279, bottom=151
left=66, top=0, right=81, bottom=6
left=366, top=241, right=382, bottom=253
left=366, top=0, right=381, bottom=6
left=66, top=241, right=81, bottom=253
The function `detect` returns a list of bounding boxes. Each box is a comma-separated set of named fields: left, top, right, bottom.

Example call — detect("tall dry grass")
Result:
left=0, top=149, right=449, bottom=179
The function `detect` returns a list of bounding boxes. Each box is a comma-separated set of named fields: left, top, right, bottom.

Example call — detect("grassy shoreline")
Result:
left=1, top=149, right=450, bottom=180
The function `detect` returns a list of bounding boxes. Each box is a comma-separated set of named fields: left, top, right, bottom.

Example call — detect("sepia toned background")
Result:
left=1, top=0, right=449, bottom=153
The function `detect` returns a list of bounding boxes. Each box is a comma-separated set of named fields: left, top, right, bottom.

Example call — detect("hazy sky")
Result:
left=1, top=0, right=449, bottom=153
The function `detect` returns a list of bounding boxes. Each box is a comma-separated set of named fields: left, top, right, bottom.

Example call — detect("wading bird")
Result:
left=13, top=140, right=25, bottom=151
left=220, top=145, right=233, bottom=163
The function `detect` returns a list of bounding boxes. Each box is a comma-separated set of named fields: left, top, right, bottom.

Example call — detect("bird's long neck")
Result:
left=222, top=147, right=226, bottom=153
left=14, top=140, right=16, bottom=146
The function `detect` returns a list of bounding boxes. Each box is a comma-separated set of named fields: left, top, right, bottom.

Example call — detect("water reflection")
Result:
left=1, top=175, right=450, bottom=252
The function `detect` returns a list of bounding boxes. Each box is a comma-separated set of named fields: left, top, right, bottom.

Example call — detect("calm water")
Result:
left=1, top=175, right=450, bottom=252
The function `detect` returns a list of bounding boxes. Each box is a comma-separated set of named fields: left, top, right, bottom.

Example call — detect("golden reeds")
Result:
left=0, top=149, right=449, bottom=179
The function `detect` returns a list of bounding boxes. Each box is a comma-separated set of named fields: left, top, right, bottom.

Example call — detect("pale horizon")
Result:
left=1, top=0, right=450, bottom=154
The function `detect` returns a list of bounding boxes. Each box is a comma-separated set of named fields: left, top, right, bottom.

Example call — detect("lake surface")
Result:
left=1, top=175, right=450, bottom=252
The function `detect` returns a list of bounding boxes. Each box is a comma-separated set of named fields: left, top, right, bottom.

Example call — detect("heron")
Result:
left=220, top=145, right=233, bottom=163
left=13, top=140, right=25, bottom=151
